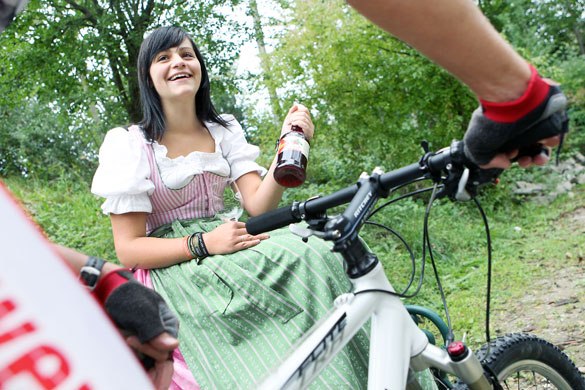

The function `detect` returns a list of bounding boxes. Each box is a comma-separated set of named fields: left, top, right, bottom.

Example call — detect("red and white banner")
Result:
left=0, top=183, right=152, bottom=389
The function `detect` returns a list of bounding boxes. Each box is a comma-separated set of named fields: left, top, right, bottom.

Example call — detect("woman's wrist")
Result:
left=182, top=236, right=193, bottom=259
left=185, top=232, right=210, bottom=263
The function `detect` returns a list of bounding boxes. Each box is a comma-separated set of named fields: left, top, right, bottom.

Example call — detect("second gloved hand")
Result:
left=93, top=270, right=179, bottom=343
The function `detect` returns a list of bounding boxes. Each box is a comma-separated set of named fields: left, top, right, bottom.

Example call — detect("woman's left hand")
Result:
left=202, top=221, right=270, bottom=255
left=280, top=103, right=315, bottom=141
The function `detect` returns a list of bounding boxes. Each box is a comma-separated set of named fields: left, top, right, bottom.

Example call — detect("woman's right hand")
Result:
left=280, top=103, right=315, bottom=141
left=202, top=220, right=269, bottom=255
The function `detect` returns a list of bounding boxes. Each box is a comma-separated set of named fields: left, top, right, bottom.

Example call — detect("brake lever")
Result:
left=455, top=168, right=471, bottom=201
left=437, top=164, right=502, bottom=201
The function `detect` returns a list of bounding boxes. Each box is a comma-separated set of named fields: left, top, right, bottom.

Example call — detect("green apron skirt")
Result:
left=149, top=218, right=370, bottom=389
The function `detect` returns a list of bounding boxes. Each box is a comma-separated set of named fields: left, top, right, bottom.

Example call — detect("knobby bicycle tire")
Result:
left=453, top=332, right=585, bottom=389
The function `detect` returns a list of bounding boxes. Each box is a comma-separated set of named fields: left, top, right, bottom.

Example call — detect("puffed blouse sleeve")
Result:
left=217, top=115, right=268, bottom=180
left=91, top=127, right=154, bottom=215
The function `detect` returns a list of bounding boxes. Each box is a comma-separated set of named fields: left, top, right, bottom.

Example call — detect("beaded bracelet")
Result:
left=197, top=232, right=209, bottom=257
left=186, top=232, right=209, bottom=263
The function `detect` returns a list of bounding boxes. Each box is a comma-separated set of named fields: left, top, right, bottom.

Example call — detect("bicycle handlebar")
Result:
left=247, top=140, right=474, bottom=235
left=245, top=201, right=306, bottom=234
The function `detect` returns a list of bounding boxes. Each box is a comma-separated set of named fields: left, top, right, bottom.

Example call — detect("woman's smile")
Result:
left=168, top=72, right=192, bottom=81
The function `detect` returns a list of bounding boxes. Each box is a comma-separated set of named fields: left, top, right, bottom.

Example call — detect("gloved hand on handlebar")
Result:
left=463, top=65, right=569, bottom=169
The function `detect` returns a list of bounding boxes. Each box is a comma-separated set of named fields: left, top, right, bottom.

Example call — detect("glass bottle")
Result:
left=273, top=125, right=310, bottom=187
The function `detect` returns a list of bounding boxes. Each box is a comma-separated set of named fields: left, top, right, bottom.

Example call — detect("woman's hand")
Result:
left=202, top=221, right=270, bottom=255
left=280, top=103, right=315, bottom=141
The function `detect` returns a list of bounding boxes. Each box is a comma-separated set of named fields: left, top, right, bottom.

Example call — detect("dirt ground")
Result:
left=492, top=207, right=585, bottom=373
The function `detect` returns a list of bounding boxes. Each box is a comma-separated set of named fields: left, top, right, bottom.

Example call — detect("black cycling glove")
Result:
left=93, top=270, right=179, bottom=343
left=464, top=83, right=569, bottom=166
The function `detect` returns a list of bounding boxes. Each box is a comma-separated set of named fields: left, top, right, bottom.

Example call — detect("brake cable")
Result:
left=472, top=197, right=494, bottom=352
left=364, top=220, right=418, bottom=296
left=358, top=170, right=495, bottom=352
left=423, top=183, right=455, bottom=344
left=359, top=184, right=438, bottom=299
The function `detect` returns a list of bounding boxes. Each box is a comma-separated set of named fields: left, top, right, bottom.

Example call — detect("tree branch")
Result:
left=62, top=0, right=98, bottom=25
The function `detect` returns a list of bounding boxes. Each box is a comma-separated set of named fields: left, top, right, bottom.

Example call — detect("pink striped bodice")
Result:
left=128, top=126, right=228, bottom=234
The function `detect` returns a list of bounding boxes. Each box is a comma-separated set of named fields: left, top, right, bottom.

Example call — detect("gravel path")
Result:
left=492, top=207, right=585, bottom=374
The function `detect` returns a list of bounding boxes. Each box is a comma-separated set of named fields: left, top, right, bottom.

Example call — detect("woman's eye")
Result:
left=156, top=54, right=168, bottom=61
left=183, top=52, right=194, bottom=58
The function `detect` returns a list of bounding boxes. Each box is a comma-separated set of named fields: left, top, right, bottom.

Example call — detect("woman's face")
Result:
left=149, top=37, right=202, bottom=103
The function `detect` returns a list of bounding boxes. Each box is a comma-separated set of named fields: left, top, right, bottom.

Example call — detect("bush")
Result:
left=0, top=100, right=100, bottom=181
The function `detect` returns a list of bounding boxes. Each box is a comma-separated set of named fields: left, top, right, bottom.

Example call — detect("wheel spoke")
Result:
left=501, top=367, right=572, bottom=389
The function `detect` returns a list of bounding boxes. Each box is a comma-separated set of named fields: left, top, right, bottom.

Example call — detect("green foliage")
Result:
left=495, top=0, right=584, bottom=59
left=253, top=0, right=476, bottom=183
left=0, top=100, right=99, bottom=181
left=556, top=57, right=585, bottom=150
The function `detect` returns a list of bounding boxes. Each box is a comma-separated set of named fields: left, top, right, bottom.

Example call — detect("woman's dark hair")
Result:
left=137, top=26, right=230, bottom=141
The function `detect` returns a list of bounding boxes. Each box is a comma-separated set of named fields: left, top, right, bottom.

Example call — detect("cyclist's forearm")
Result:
left=347, top=0, right=531, bottom=102
left=53, top=243, right=121, bottom=274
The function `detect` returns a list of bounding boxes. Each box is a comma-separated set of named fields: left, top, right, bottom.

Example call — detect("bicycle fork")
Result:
left=410, top=338, right=494, bottom=389
left=349, top=263, right=495, bottom=389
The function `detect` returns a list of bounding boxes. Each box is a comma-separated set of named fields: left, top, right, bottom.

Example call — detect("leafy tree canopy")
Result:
left=0, top=0, right=247, bottom=177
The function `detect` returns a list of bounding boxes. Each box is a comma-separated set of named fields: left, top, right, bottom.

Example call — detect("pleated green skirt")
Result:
left=149, top=218, right=370, bottom=389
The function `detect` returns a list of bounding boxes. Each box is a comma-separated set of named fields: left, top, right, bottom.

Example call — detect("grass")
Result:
left=4, top=175, right=118, bottom=261
left=4, top=170, right=584, bottom=352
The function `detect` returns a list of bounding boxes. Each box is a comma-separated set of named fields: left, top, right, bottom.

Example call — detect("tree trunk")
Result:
left=575, top=25, right=585, bottom=56
left=249, top=0, right=282, bottom=128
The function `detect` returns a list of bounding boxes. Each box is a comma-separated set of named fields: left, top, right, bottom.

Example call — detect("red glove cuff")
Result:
left=480, top=64, right=551, bottom=123
left=92, top=269, right=131, bottom=305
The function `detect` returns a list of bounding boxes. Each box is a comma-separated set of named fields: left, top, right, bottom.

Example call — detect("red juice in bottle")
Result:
left=274, top=125, right=310, bottom=187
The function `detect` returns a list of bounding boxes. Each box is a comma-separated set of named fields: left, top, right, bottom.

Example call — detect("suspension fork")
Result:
left=410, top=341, right=494, bottom=389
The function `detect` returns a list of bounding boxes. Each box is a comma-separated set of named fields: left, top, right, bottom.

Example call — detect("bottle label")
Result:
left=277, top=135, right=310, bottom=157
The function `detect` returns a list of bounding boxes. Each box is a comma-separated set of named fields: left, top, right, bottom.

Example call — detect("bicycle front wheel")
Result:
left=476, top=333, right=585, bottom=389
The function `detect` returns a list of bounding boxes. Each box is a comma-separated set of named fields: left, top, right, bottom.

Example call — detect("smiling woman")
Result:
left=90, top=26, right=370, bottom=389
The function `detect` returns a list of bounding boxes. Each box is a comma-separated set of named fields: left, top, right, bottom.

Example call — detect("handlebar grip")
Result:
left=246, top=205, right=300, bottom=235
left=500, top=93, right=569, bottom=158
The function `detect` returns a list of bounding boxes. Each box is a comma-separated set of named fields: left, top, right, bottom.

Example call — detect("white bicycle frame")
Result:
left=248, top=146, right=512, bottom=389
left=258, top=260, right=490, bottom=389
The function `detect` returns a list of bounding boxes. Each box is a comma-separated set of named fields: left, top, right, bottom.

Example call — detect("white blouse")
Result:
left=91, top=115, right=267, bottom=215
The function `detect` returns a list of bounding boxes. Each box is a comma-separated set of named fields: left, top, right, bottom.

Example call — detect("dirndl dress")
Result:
left=131, top=126, right=370, bottom=389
